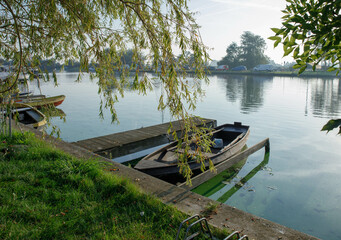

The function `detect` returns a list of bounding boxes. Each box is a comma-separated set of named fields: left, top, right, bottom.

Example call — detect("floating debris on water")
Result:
left=222, top=181, right=231, bottom=185
left=243, top=184, right=255, bottom=192
left=261, top=166, right=272, bottom=172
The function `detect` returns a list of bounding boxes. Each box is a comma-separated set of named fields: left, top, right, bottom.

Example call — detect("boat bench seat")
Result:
left=26, top=110, right=41, bottom=121
left=135, top=159, right=170, bottom=169
left=157, top=151, right=178, bottom=164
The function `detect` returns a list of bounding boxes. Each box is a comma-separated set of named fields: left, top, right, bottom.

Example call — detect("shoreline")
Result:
left=193, top=70, right=339, bottom=79
left=60, top=68, right=339, bottom=79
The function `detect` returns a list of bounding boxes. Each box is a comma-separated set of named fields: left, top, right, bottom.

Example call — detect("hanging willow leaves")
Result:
left=321, top=119, right=341, bottom=135
left=0, top=0, right=214, bottom=183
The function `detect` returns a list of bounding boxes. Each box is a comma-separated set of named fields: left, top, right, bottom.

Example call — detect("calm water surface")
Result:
left=31, top=73, right=341, bottom=239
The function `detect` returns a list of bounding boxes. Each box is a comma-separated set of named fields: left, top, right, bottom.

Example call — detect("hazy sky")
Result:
left=188, top=0, right=293, bottom=64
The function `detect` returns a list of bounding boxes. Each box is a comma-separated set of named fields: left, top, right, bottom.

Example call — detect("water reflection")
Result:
left=217, top=75, right=273, bottom=114
left=193, top=151, right=270, bottom=203
left=309, top=78, right=341, bottom=118
left=218, top=152, right=269, bottom=203
left=27, top=73, right=341, bottom=120
left=216, top=75, right=341, bottom=118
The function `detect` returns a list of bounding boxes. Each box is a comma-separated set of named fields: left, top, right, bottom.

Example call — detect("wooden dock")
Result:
left=72, top=118, right=216, bottom=158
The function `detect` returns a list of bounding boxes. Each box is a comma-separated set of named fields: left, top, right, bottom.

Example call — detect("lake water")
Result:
left=30, top=73, right=341, bottom=239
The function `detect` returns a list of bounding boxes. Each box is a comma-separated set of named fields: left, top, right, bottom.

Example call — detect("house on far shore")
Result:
left=253, top=64, right=277, bottom=71
left=217, top=65, right=229, bottom=71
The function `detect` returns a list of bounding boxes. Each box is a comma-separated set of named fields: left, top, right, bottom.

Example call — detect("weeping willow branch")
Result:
left=0, top=0, right=22, bottom=94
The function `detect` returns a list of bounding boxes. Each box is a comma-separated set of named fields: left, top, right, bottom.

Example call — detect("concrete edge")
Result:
left=12, top=122, right=319, bottom=240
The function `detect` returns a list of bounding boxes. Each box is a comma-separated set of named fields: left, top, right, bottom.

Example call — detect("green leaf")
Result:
left=271, top=28, right=285, bottom=35
left=303, top=42, right=311, bottom=52
left=268, top=36, right=282, bottom=41
left=321, top=119, right=341, bottom=134
left=271, top=28, right=281, bottom=34
left=283, top=46, right=294, bottom=56
left=327, top=67, right=336, bottom=72
left=292, top=64, right=302, bottom=69
left=293, top=46, right=300, bottom=57
left=274, top=39, right=281, bottom=48
left=298, top=65, right=307, bottom=74
left=291, top=15, right=305, bottom=24
left=283, top=23, right=295, bottom=30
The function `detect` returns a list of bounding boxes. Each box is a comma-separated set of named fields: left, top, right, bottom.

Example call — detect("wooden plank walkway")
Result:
left=72, top=118, right=217, bottom=157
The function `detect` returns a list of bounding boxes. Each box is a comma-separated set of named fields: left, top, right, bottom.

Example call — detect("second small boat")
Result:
left=2, top=103, right=47, bottom=129
left=13, top=94, right=66, bottom=108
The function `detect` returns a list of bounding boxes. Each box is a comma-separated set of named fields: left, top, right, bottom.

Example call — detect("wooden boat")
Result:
left=2, top=103, right=47, bottom=129
left=11, top=91, right=33, bottom=97
left=13, top=94, right=66, bottom=108
left=134, top=122, right=250, bottom=177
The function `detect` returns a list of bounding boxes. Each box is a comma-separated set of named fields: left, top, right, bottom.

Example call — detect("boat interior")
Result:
left=154, top=127, right=246, bottom=164
left=206, top=128, right=246, bottom=154
left=15, top=108, right=42, bottom=124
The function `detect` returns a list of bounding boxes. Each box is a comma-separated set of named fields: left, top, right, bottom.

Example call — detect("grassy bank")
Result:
left=0, top=131, right=227, bottom=239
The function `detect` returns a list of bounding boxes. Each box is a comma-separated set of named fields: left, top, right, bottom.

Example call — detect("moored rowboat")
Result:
left=13, top=94, right=65, bottom=108
left=134, top=122, right=250, bottom=177
left=2, top=103, right=47, bottom=129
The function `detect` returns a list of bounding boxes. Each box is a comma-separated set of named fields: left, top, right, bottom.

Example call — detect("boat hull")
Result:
left=14, top=95, right=66, bottom=108
left=2, top=104, right=47, bottom=129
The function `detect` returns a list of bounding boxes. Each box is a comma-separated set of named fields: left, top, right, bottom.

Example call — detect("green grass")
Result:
left=0, top=131, right=228, bottom=239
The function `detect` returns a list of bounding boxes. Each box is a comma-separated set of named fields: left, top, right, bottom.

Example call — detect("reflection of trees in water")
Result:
left=218, top=75, right=273, bottom=114
left=220, top=75, right=246, bottom=102
left=309, top=79, right=341, bottom=118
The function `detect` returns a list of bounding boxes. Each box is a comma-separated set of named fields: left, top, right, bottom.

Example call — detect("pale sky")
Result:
left=188, top=0, right=293, bottom=64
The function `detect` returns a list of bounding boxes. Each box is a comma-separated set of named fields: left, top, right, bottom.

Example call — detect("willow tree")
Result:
left=270, top=0, right=340, bottom=134
left=0, top=0, right=213, bottom=182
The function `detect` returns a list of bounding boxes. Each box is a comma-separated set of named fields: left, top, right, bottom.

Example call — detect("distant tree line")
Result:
left=1, top=49, right=146, bottom=73
left=1, top=31, right=273, bottom=73
left=1, top=49, right=196, bottom=72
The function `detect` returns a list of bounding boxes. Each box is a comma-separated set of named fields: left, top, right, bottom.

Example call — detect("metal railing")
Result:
left=176, top=214, right=213, bottom=240
left=177, top=215, right=249, bottom=240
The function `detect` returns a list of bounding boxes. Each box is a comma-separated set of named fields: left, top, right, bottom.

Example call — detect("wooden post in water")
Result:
left=178, top=138, right=270, bottom=191
left=265, top=139, right=270, bottom=153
